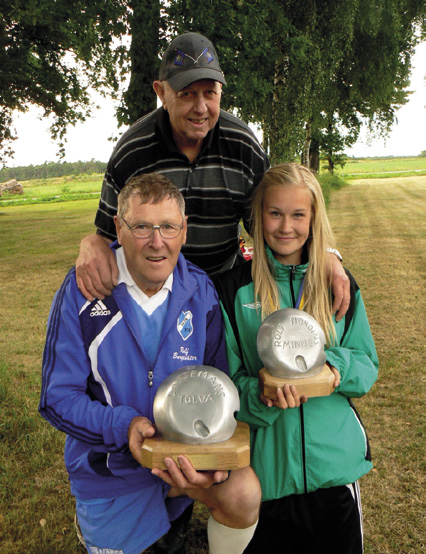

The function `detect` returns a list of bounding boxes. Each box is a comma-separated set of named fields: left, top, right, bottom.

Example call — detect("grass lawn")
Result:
left=0, top=174, right=424, bottom=552
left=0, top=174, right=103, bottom=206
left=0, top=200, right=98, bottom=552
left=326, top=175, right=425, bottom=553
left=335, top=156, right=426, bottom=179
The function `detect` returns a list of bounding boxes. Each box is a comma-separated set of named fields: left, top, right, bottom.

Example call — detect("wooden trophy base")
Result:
left=141, top=421, right=250, bottom=470
left=259, top=364, right=335, bottom=401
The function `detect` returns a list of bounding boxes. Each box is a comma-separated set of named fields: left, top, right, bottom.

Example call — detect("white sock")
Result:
left=207, top=515, right=258, bottom=554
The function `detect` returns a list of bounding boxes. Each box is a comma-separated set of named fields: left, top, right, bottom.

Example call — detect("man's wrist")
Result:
left=326, top=247, right=342, bottom=262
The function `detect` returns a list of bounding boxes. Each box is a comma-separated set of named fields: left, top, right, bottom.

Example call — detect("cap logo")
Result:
left=203, top=47, right=214, bottom=63
left=174, top=50, right=185, bottom=66
left=174, top=47, right=214, bottom=67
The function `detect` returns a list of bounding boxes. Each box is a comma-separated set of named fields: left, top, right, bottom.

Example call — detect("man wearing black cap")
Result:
left=76, top=31, right=269, bottom=296
left=76, top=31, right=349, bottom=318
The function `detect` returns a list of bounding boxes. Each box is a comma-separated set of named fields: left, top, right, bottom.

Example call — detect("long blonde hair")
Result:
left=251, top=163, right=336, bottom=345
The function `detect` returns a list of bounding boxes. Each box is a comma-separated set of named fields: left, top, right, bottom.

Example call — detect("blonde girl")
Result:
left=216, top=163, right=378, bottom=554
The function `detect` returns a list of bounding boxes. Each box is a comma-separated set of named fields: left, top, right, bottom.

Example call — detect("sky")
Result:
left=7, top=41, right=425, bottom=168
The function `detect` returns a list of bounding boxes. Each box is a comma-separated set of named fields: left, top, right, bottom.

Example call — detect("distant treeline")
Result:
left=2, top=154, right=425, bottom=184
left=0, top=160, right=107, bottom=182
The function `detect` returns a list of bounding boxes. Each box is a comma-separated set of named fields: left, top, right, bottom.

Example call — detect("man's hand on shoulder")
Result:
left=327, top=252, right=350, bottom=321
left=76, top=234, right=118, bottom=301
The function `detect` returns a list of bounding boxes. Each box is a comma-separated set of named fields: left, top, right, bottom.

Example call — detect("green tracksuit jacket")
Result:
left=216, top=250, right=379, bottom=501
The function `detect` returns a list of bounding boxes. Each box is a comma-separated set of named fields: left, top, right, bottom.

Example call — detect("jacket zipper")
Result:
left=148, top=370, right=154, bottom=388
left=291, top=264, right=308, bottom=493
left=290, top=265, right=296, bottom=307
left=123, top=314, right=155, bottom=389
left=300, top=405, right=308, bottom=494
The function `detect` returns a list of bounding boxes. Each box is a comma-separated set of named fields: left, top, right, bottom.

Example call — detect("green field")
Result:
left=0, top=173, right=103, bottom=206
left=1, top=156, right=425, bottom=208
left=0, top=165, right=424, bottom=552
left=333, top=156, right=426, bottom=179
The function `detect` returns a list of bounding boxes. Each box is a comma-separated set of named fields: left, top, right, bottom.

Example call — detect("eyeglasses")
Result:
left=121, top=217, right=184, bottom=239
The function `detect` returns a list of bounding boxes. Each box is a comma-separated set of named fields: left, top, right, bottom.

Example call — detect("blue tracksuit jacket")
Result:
left=39, top=249, right=228, bottom=501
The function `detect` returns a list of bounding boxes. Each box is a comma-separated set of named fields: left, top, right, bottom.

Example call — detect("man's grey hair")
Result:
left=117, top=173, right=185, bottom=220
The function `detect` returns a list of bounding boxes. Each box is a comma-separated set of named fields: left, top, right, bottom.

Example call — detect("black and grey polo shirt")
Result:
left=95, top=107, right=269, bottom=276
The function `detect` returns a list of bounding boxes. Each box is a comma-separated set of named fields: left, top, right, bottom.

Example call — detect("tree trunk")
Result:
left=120, top=0, right=161, bottom=125
left=309, top=137, right=320, bottom=173
left=261, top=119, right=270, bottom=157
left=269, top=53, right=287, bottom=164
left=301, top=122, right=311, bottom=168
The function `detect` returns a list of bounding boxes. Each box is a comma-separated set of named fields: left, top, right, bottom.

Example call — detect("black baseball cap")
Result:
left=159, top=32, right=226, bottom=91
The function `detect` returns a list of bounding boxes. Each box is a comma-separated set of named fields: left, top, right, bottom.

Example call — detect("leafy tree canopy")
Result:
left=1, top=0, right=424, bottom=167
left=168, top=0, right=423, bottom=166
left=0, top=0, right=129, bottom=163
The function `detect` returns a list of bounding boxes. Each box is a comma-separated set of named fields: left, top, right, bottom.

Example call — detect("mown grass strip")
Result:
left=342, top=169, right=426, bottom=180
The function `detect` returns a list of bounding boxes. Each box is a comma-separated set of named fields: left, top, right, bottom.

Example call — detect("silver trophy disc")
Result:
left=153, top=365, right=240, bottom=444
left=257, top=308, right=326, bottom=379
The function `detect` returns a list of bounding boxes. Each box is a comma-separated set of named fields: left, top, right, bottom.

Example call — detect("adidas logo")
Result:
left=90, top=300, right=111, bottom=317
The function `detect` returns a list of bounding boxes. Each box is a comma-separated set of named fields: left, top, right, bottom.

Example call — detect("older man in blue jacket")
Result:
left=39, top=173, right=260, bottom=554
